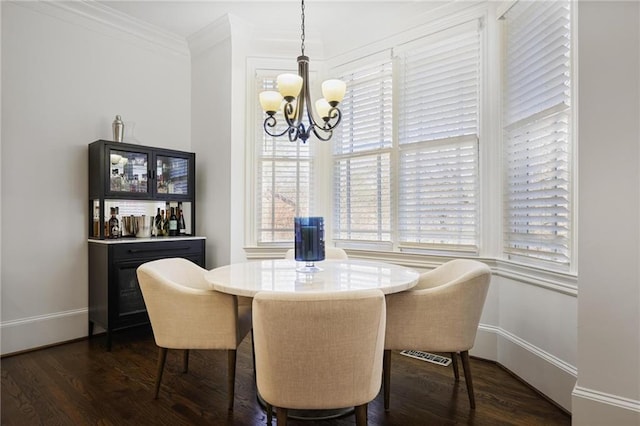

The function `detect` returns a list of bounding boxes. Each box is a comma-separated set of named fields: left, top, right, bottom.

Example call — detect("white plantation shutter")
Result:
left=502, top=1, right=572, bottom=266
left=399, top=138, right=478, bottom=248
left=256, top=74, right=313, bottom=243
left=334, top=153, right=392, bottom=241
left=333, top=59, right=393, bottom=241
left=397, top=21, right=480, bottom=250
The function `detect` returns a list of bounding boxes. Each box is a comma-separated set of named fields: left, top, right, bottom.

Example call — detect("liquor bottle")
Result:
left=178, top=209, right=186, bottom=235
left=169, top=207, right=178, bottom=236
left=154, top=208, right=163, bottom=236
left=93, top=206, right=100, bottom=238
left=164, top=202, right=170, bottom=235
left=108, top=207, right=119, bottom=239
left=161, top=210, right=167, bottom=236
left=115, top=206, right=122, bottom=237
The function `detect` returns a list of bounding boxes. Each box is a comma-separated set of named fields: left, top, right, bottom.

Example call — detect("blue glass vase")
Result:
left=294, top=216, right=325, bottom=272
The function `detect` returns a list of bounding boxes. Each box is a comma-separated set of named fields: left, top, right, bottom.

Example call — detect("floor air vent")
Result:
left=400, top=350, right=452, bottom=366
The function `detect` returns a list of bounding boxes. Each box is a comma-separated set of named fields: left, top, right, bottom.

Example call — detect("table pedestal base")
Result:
left=288, top=407, right=353, bottom=421
left=258, top=393, right=353, bottom=421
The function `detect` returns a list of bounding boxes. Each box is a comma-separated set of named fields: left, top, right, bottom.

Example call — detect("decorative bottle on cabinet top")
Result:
left=112, top=115, right=124, bottom=142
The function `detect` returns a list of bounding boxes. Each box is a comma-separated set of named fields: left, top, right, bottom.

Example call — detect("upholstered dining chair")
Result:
left=136, top=257, right=252, bottom=410
left=252, top=289, right=386, bottom=426
left=383, top=259, right=491, bottom=410
left=284, top=247, right=349, bottom=260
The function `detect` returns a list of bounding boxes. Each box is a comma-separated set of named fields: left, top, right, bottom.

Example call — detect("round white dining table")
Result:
left=204, top=258, right=419, bottom=421
left=203, top=259, right=420, bottom=297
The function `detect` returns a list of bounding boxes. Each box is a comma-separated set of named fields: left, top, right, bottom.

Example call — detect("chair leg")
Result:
left=354, top=403, right=368, bottom=426
left=227, top=349, right=237, bottom=411
left=460, top=350, right=476, bottom=409
left=276, top=407, right=288, bottom=425
left=183, top=349, right=189, bottom=373
left=450, top=352, right=460, bottom=381
left=251, top=329, right=257, bottom=382
left=154, top=347, right=168, bottom=399
left=383, top=349, right=391, bottom=411
left=266, top=403, right=273, bottom=425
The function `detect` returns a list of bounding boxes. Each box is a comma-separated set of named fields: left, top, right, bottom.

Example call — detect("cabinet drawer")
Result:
left=111, top=240, right=204, bottom=262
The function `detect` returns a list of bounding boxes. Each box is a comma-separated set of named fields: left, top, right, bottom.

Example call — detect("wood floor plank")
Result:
left=1, top=327, right=570, bottom=425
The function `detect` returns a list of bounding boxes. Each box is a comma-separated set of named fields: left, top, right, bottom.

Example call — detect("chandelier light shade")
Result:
left=259, top=0, right=346, bottom=143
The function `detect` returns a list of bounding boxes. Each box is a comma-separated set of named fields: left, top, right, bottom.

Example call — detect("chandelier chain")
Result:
left=300, top=0, right=306, bottom=56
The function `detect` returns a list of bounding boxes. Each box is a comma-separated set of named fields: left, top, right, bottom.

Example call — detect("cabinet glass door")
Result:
left=108, top=148, right=150, bottom=194
left=115, top=263, right=147, bottom=318
left=156, top=155, right=189, bottom=196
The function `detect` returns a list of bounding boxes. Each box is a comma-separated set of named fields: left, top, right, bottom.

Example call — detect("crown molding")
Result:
left=10, top=0, right=189, bottom=57
left=187, top=13, right=233, bottom=57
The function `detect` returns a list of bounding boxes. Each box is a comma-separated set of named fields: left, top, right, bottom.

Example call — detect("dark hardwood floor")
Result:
left=2, top=326, right=570, bottom=425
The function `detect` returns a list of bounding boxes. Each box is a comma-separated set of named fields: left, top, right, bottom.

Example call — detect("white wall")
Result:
left=573, top=2, right=640, bottom=423
left=229, top=16, right=255, bottom=264
left=492, top=275, right=577, bottom=411
left=0, top=0, right=3, bottom=331
left=0, top=2, right=190, bottom=354
left=188, top=16, right=233, bottom=269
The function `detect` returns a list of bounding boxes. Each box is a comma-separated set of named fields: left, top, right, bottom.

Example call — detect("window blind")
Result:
left=397, top=21, right=480, bottom=250
left=333, top=59, right=393, bottom=242
left=399, top=137, right=478, bottom=248
left=256, top=75, right=313, bottom=243
left=503, top=1, right=572, bottom=266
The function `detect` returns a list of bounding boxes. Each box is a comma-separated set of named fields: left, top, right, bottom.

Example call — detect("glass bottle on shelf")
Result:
left=178, top=209, right=186, bottom=235
left=110, top=168, right=122, bottom=191
left=154, top=208, right=162, bottom=237
left=108, top=207, right=119, bottom=239
left=115, top=206, right=122, bottom=237
left=93, top=206, right=100, bottom=238
left=169, top=207, right=178, bottom=236
left=160, top=210, right=167, bottom=236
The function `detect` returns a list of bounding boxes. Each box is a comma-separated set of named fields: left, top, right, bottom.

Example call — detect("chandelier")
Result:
left=258, top=0, right=346, bottom=143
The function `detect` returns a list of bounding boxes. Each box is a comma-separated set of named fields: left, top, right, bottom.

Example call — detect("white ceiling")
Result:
left=96, top=1, right=448, bottom=53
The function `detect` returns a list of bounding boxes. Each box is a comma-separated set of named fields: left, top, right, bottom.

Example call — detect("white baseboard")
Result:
left=474, top=324, right=576, bottom=412
left=1, top=308, right=88, bottom=356
left=572, top=386, right=640, bottom=425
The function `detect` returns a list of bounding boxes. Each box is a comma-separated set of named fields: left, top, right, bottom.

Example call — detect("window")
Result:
left=397, top=22, right=480, bottom=251
left=502, top=1, right=572, bottom=267
left=332, top=20, right=481, bottom=252
left=333, top=59, right=393, bottom=242
left=255, top=74, right=313, bottom=244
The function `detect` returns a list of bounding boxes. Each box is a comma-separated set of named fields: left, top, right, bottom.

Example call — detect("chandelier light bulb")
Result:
left=315, top=98, right=331, bottom=120
left=259, top=91, right=284, bottom=114
left=277, top=73, right=304, bottom=100
left=322, top=79, right=347, bottom=106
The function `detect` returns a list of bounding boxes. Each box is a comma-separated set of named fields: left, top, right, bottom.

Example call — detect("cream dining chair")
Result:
left=252, top=289, right=386, bottom=426
left=284, top=247, right=349, bottom=260
left=136, top=257, right=252, bottom=410
left=383, top=259, right=491, bottom=410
